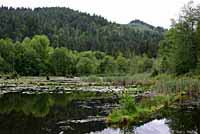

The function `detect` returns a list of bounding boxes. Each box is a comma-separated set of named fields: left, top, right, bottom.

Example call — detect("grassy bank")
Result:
left=106, top=73, right=200, bottom=125
left=106, top=94, right=178, bottom=125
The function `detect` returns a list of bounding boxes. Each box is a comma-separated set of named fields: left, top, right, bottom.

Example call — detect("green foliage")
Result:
left=174, top=23, right=196, bottom=74
left=99, top=55, right=117, bottom=74
left=129, top=55, right=153, bottom=74
left=0, top=7, right=164, bottom=57
left=0, top=56, right=12, bottom=73
left=13, top=36, right=51, bottom=75
left=158, top=3, right=200, bottom=75
left=30, top=35, right=50, bottom=59
left=0, top=38, right=15, bottom=72
left=116, top=54, right=129, bottom=74
left=160, top=23, right=197, bottom=74
left=195, top=21, right=200, bottom=72
left=0, top=35, right=156, bottom=76
left=0, top=7, right=167, bottom=76
left=119, top=95, right=137, bottom=114
left=76, top=56, right=98, bottom=75
left=108, top=94, right=172, bottom=124
left=50, top=48, right=75, bottom=76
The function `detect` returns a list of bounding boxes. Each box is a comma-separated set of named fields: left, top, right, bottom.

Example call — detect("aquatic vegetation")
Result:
left=107, top=75, right=200, bottom=125
left=81, top=75, right=103, bottom=83
left=153, top=77, right=200, bottom=94
left=107, top=94, right=176, bottom=125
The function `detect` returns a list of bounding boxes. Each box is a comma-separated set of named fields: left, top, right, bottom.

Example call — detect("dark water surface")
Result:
left=0, top=90, right=199, bottom=134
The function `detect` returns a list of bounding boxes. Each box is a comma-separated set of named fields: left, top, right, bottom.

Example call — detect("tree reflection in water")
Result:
left=0, top=92, right=200, bottom=134
left=0, top=91, right=117, bottom=134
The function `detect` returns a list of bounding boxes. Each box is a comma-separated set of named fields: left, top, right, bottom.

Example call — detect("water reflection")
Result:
left=90, top=128, right=120, bottom=134
left=0, top=91, right=200, bottom=134
left=91, top=108, right=200, bottom=134
left=90, top=119, right=170, bottom=134
left=0, top=91, right=118, bottom=134
left=164, top=108, right=200, bottom=134
left=134, top=119, right=170, bottom=134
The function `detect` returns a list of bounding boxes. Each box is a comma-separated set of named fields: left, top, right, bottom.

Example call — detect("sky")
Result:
left=0, top=0, right=199, bottom=28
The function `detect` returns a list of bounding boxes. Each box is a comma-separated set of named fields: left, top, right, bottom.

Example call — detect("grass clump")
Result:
left=107, top=94, right=137, bottom=124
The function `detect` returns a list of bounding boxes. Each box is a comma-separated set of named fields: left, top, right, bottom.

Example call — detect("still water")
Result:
left=0, top=90, right=199, bottom=134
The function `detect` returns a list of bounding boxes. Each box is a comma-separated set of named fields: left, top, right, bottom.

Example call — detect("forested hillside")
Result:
left=0, top=7, right=165, bottom=57
left=129, top=19, right=165, bottom=33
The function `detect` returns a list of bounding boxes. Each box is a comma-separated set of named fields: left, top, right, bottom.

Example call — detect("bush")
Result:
left=129, top=55, right=153, bottom=74
left=76, top=57, right=98, bottom=75
left=120, top=95, right=137, bottom=114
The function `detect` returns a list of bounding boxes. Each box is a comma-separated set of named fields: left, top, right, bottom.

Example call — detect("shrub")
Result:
left=120, top=95, right=137, bottom=114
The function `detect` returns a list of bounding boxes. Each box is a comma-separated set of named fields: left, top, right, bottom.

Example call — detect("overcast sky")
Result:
left=0, top=0, right=199, bottom=28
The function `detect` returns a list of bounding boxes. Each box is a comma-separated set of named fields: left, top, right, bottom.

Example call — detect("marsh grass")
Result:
left=81, top=75, right=103, bottom=83
left=81, top=73, right=154, bottom=88
left=153, top=77, right=200, bottom=94
left=107, top=94, right=173, bottom=125
left=102, top=73, right=151, bottom=81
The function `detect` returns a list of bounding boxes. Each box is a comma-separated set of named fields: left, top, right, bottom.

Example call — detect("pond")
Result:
left=0, top=90, right=119, bottom=134
left=0, top=90, right=199, bottom=134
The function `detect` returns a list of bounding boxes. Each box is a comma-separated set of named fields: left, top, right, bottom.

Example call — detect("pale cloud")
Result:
left=0, top=0, right=199, bottom=28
